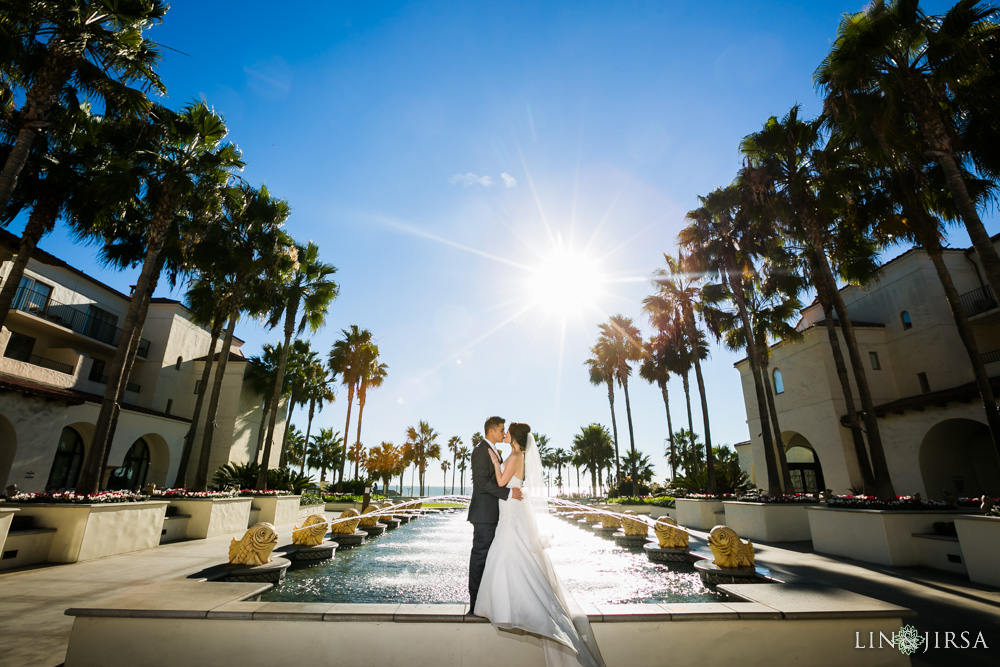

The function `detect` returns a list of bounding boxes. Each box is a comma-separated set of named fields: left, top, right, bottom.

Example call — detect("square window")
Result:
left=3, top=332, right=35, bottom=362
left=194, top=380, right=202, bottom=395
left=869, top=351, right=881, bottom=370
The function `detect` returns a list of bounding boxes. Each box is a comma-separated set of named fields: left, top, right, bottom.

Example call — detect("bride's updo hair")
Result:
left=508, top=423, right=531, bottom=450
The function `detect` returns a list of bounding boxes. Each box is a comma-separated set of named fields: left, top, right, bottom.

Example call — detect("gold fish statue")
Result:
left=708, top=525, right=754, bottom=569
left=329, top=508, right=361, bottom=534
left=654, top=517, right=689, bottom=549
left=292, top=514, right=328, bottom=546
left=599, top=510, right=621, bottom=529
left=620, top=510, right=649, bottom=536
left=359, top=504, right=381, bottom=527
left=229, top=522, right=278, bottom=565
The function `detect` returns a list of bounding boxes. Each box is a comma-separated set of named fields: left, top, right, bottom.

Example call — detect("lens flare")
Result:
left=525, top=248, right=606, bottom=317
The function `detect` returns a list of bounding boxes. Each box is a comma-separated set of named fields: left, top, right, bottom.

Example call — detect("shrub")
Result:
left=212, top=463, right=313, bottom=493
left=300, top=494, right=325, bottom=507
left=607, top=476, right=650, bottom=499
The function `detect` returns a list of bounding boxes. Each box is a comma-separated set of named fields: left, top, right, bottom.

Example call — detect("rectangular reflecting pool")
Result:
left=262, top=509, right=724, bottom=604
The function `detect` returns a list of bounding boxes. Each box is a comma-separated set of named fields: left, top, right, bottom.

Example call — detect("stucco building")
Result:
left=0, top=230, right=286, bottom=493
left=735, top=237, right=1000, bottom=500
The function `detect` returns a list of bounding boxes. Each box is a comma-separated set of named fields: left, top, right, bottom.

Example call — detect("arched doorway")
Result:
left=784, top=433, right=825, bottom=494
left=46, top=426, right=86, bottom=490
left=107, top=438, right=151, bottom=491
left=0, top=414, right=16, bottom=489
left=920, top=419, right=999, bottom=500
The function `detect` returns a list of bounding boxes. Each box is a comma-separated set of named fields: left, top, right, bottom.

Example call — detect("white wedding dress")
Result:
left=474, top=472, right=605, bottom=667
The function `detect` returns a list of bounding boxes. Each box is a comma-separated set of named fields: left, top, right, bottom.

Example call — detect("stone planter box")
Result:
left=722, top=502, right=817, bottom=542
left=250, top=495, right=301, bottom=526
left=159, top=515, right=191, bottom=544
left=300, top=504, right=325, bottom=518
left=610, top=504, right=675, bottom=520
left=324, top=501, right=361, bottom=512
left=805, top=507, right=968, bottom=566
left=911, top=534, right=966, bottom=576
left=0, top=507, right=17, bottom=556
left=167, top=497, right=252, bottom=539
left=5, top=501, right=168, bottom=563
left=675, top=499, right=726, bottom=530
left=0, top=527, right=56, bottom=570
left=954, top=515, right=1000, bottom=587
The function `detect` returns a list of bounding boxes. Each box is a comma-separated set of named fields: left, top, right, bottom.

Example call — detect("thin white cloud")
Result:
left=450, top=172, right=493, bottom=187
left=500, top=172, right=517, bottom=188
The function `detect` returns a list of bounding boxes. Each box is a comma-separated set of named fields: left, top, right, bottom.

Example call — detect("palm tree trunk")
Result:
left=621, top=379, right=639, bottom=486
left=300, top=399, right=316, bottom=477
left=658, top=379, right=676, bottom=480
left=253, top=396, right=271, bottom=462
left=809, top=233, right=895, bottom=499
left=685, top=306, right=715, bottom=493
left=174, top=313, right=224, bottom=487
left=920, top=230, right=1000, bottom=458
left=0, top=203, right=56, bottom=333
left=759, top=360, right=794, bottom=491
left=194, top=311, right=239, bottom=490
left=355, top=384, right=367, bottom=457
left=278, top=397, right=297, bottom=469
left=814, top=274, right=875, bottom=494
left=451, top=455, right=457, bottom=495
left=605, top=380, right=621, bottom=483
left=337, top=384, right=355, bottom=490
left=77, top=193, right=176, bottom=493
left=257, top=300, right=297, bottom=489
left=681, top=371, right=696, bottom=473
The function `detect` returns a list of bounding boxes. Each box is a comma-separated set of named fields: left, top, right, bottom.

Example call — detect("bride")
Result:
left=474, top=422, right=606, bottom=667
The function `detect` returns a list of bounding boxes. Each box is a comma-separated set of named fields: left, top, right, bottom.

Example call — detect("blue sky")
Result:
left=21, top=1, right=993, bottom=484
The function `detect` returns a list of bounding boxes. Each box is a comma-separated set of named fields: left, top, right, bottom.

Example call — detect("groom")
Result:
left=467, top=415, right=522, bottom=615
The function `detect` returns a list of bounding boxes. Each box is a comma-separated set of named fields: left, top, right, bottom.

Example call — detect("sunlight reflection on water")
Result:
left=263, top=510, right=723, bottom=604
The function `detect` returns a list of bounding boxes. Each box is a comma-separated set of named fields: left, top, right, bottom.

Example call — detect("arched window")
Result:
left=46, top=427, right=85, bottom=490
left=175, top=356, right=183, bottom=370
left=773, top=368, right=784, bottom=394
left=107, top=438, right=150, bottom=491
left=901, top=311, right=912, bottom=330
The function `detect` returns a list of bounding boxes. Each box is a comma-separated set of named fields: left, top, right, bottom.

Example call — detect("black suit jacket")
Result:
left=466, top=441, right=510, bottom=523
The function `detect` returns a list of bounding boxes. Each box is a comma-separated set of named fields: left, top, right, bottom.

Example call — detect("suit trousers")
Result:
left=469, top=521, right=497, bottom=611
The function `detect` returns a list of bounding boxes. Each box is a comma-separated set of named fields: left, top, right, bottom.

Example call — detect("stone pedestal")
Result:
left=328, top=531, right=366, bottom=548
left=694, top=559, right=769, bottom=585
left=397, top=514, right=411, bottom=525
left=223, top=557, right=291, bottom=584
left=643, top=543, right=703, bottom=564
left=380, top=518, right=401, bottom=530
left=359, top=523, right=387, bottom=537
left=612, top=531, right=651, bottom=548
left=592, top=524, right=619, bottom=536
left=284, top=543, right=336, bottom=562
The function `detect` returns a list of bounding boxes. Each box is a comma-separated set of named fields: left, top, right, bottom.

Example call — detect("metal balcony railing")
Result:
left=2, top=349, right=75, bottom=375
left=11, top=287, right=151, bottom=358
left=959, top=285, right=998, bottom=318
left=984, top=349, right=1000, bottom=365
left=91, top=373, right=141, bottom=394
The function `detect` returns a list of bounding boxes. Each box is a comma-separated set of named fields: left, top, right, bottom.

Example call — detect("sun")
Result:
left=524, top=247, right=606, bottom=317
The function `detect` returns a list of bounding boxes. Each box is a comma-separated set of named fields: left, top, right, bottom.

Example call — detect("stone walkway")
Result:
left=1, top=515, right=998, bottom=667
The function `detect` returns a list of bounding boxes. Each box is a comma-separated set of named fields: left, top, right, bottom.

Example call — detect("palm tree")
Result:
left=639, top=334, right=676, bottom=480
left=457, top=446, right=471, bottom=494
left=307, top=428, right=343, bottom=491
left=257, top=242, right=339, bottom=489
left=585, top=341, right=622, bottom=484
left=0, top=0, right=167, bottom=207
left=533, top=432, right=552, bottom=493
left=193, top=184, right=290, bottom=490
left=573, top=423, right=613, bottom=497
left=279, top=339, right=319, bottom=468
left=367, top=442, right=403, bottom=495
left=447, top=436, right=462, bottom=494
left=77, top=102, right=243, bottom=494
left=816, top=0, right=1000, bottom=300
left=299, top=360, right=335, bottom=476
left=619, top=450, right=655, bottom=486
left=246, top=342, right=290, bottom=461
left=644, top=251, right=716, bottom=493
left=740, top=106, right=896, bottom=499
left=353, top=340, right=387, bottom=469
left=329, top=325, right=371, bottom=488
left=440, top=460, right=451, bottom=496
left=405, top=420, right=441, bottom=496
left=347, top=441, right=367, bottom=481
left=550, top=448, right=571, bottom=494
left=283, top=425, right=306, bottom=471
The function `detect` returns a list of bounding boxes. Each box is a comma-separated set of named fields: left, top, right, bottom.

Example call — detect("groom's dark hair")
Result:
left=484, top=416, right=505, bottom=435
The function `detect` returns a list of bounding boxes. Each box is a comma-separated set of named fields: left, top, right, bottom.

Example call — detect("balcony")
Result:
left=10, top=287, right=151, bottom=358
left=959, top=285, right=998, bottom=318
left=2, top=349, right=75, bottom=375
left=984, top=349, right=1000, bottom=365
left=90, top=373, right=141, bottom=394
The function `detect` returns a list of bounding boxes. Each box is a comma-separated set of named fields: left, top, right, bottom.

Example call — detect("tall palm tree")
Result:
left=0, top=0, right=167, bottom=207
left=440, top=460, right=450, bottom=496
left=193, top=184, right=290, bottom=490
left=573, top=423, right=613, bottom=497
left=278, top=339, right=318, bottom=468
left=257, top=242, right=339, bottom=489
left=329, top=325, right=371, bottom=488
left=645, top=251, right=716, bottom=493
left=639, top=334, right=676, bottom=480
left=816, top=0, right=1000, bottom=299
left=347, top=441, right=367, bottom=481
left=367, top=442, right=402, bottom=495
left=405, top=420, right=440, bottom=496
left=283, top=425, right=306, bottom=471
left=307, top=428, right=343, bottom=491
left=353, top=340, right=387, bottom=468
left=77, top=102, right=243, bottom=494
left=457, top=446, right=471, bottom=495
left=299, top=360, right=335, bottom=476
left=585, top=341, right=621, bottom=482
left=550, top=448, right=571, bottom=494
left=447, top=436, right=462, bottom=494
left=740, top=106, right=896, bottom=499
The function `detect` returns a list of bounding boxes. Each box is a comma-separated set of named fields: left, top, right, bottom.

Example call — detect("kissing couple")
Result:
left=467, top=416, right=605, bottom=667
